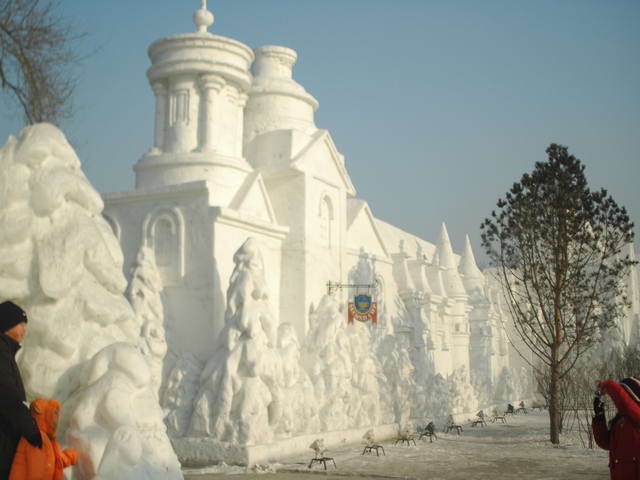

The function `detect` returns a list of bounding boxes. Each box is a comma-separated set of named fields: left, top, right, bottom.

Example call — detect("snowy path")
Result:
left=183, top=412, right=609, bottom=479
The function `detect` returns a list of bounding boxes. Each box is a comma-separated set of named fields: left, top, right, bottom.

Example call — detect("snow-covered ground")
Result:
left=183, top=411, right=609, bottom=479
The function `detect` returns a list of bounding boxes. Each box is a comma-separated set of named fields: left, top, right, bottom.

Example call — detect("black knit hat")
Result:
left=620, top=377, right=640, bottom=404
left=0, top=301, right=28, bottom=333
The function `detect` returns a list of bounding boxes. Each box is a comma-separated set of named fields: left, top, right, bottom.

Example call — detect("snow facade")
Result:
left=2, top=2, right=637, bottom=475
left=98, top=2, right=640, bottom=466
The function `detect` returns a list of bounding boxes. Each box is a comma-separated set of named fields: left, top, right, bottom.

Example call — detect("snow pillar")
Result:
left=151, top=81, right=168, bottom=153
left=197, top=74, right=226, bottom=152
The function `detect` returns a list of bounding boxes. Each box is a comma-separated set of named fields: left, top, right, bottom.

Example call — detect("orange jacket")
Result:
left=9, top=398, right=78, bottom=480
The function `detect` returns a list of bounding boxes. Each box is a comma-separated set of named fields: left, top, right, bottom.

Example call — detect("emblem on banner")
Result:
left=348, top=294, right=377, bottom=324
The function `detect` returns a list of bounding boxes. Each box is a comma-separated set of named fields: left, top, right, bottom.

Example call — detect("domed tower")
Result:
left=135, top=0, right=254, bottom=207
left=243, top=45, right=320, bottom=169
left=241, top=43, right=355, bottom=340
left=104, top=2, right=288, bottom=370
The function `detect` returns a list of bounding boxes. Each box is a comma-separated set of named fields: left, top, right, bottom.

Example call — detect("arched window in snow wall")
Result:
left=142, top=207, right=185, bottom=284
left=319, top=195, right=334, bottom=250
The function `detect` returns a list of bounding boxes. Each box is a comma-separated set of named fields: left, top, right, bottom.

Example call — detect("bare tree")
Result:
left=481, top=144, right=637, bottom=444
left=0, top=0, right=80, bottom=124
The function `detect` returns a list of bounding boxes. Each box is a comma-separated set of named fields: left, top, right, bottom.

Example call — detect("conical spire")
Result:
left=433, top=223, right=467, bottom=298
left=435, top=223, right=456, bottom=269
left=459, top=234, right=485, bottom=297
left=459, top=234, right=483, bottom=278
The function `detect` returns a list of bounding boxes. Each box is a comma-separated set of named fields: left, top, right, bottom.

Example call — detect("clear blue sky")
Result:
left=1, top=0, right=638, bottom=264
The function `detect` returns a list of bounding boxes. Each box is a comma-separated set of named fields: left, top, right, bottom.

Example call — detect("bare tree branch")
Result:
left=0, top=0, right=82, bottom=124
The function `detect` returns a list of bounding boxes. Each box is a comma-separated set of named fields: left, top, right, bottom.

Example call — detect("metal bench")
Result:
left=471, top=411, right=487, bottom=427
left=444, top=416, right=463, bottom=435
left=490, top=408, right=507, bottom=423
left=394, top=434, right=417, bottom=446
left=362, top=444, right=386, bottom=456
left=417, top=422, right=438, bottom=443
left=308, top=456, right=337, bottom=470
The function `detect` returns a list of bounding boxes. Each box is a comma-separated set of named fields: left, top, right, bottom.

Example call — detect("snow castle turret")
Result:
left=434, top=224, right=471, bottom=377
left=435, top=224, right=467, bottom=299
left=135, top=0, right=254, bottom=201
left=243, top=45, right=320, bottom=169
left=459, top=234, right=485, bottom=298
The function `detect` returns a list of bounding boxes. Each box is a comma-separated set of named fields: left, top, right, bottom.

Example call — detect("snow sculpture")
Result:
left=304, top=294, right=394, bottom=431
left=127, top=245, right=168, bottom=396
left=272, top=322, right=319, bottom=437
left=362, top=429, right=375, bottom=446
left=162, top=352, right=204, bottom=436
left=377, top=333, right=416, bottom=425
left=0, top=124, right=135, bottom=399
left=309, top=438, right=325, bottom=458
left=0, top=124, right=182, bottom=479
left=189, top=237, right=310, bottom=444
left=66, top=343, right=181, bottom=479
left=420, top=373, right=451, bottom=419
left=448, top=366, right=479, bottom=415
left=494, top=366, right=525, bottom=403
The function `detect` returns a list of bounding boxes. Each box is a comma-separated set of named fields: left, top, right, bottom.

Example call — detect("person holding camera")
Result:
left=592, top=377, right=640, bottom=479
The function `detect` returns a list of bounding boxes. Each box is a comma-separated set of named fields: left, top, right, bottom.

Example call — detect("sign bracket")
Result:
left=326, top=280, right=378, bottom=296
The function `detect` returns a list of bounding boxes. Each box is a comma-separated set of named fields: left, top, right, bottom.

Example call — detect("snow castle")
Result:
left=97, top=3, right=525, bottom=464
left=97, top=2, right=640, bottom=466
left=2, top=2, right=637, bottom=474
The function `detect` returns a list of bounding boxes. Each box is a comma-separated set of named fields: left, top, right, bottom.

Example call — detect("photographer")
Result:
left=592, top=377, right=640, bottom=479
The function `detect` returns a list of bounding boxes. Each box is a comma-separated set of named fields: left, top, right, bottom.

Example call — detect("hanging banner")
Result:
left=348, top=294, right=377, bottom=324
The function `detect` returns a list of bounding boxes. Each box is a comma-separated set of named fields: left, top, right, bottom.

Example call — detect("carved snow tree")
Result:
left=481, top=144, right=636, bottom=444
left=0, top=0, right=81, bottom=124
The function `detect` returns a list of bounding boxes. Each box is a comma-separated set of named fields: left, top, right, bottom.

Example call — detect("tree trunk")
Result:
left=549, top=353, right=561, bottom=444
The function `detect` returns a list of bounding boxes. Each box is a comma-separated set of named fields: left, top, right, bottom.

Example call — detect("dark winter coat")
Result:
left=592, top=379, right=640, bottom=480
left=0, top=334, right=41, bottom=480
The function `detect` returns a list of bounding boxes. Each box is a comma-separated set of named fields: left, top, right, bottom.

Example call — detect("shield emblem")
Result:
left=354, top=294, right=373, bottom=314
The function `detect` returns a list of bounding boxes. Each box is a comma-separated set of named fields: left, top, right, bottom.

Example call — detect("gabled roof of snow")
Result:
left=346, top=198, right=389, bottom=258
left=229, top=171, right=278, bottom=225
left=290, top=130, right=356, bottom=196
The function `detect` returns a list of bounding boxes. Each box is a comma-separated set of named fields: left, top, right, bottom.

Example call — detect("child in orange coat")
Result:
left=9, top=397, right=78, bottom=480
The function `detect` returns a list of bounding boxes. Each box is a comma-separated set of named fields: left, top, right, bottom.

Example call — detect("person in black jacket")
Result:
left=0, top=301, right=42, bottom=480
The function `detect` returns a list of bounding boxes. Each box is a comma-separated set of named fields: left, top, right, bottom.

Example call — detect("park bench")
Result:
left=361, top=429, right=386, bottom=455
left=362, top=444, right=386, bottom=456
left=308, top=439, right=337, bottom=470
left=417, top=422, right=438, bottom=442
left=394, top=425, right=417, bottom=446
left=489, top=407, right=507, bottom=423
left=308, top=456, right=337, bottom=470
left=515, top=401, right=528, bottom=414
left=471, top=410, right=487, bottom=427
left=444, top=415, right=463, bottom=435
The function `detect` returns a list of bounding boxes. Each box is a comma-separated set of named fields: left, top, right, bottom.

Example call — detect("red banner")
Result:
left=348, top=301, right=377, bottom=324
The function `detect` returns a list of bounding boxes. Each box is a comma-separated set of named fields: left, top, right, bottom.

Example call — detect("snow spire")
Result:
left=193, top=0, right=214, bottom=33
left=434, top=223, right=467, bottom=298
left=434, top=223, right=456, bottom=269
left=459, top=234, right=483, bottom=279
left=459, top=234, right=485, bottom=298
